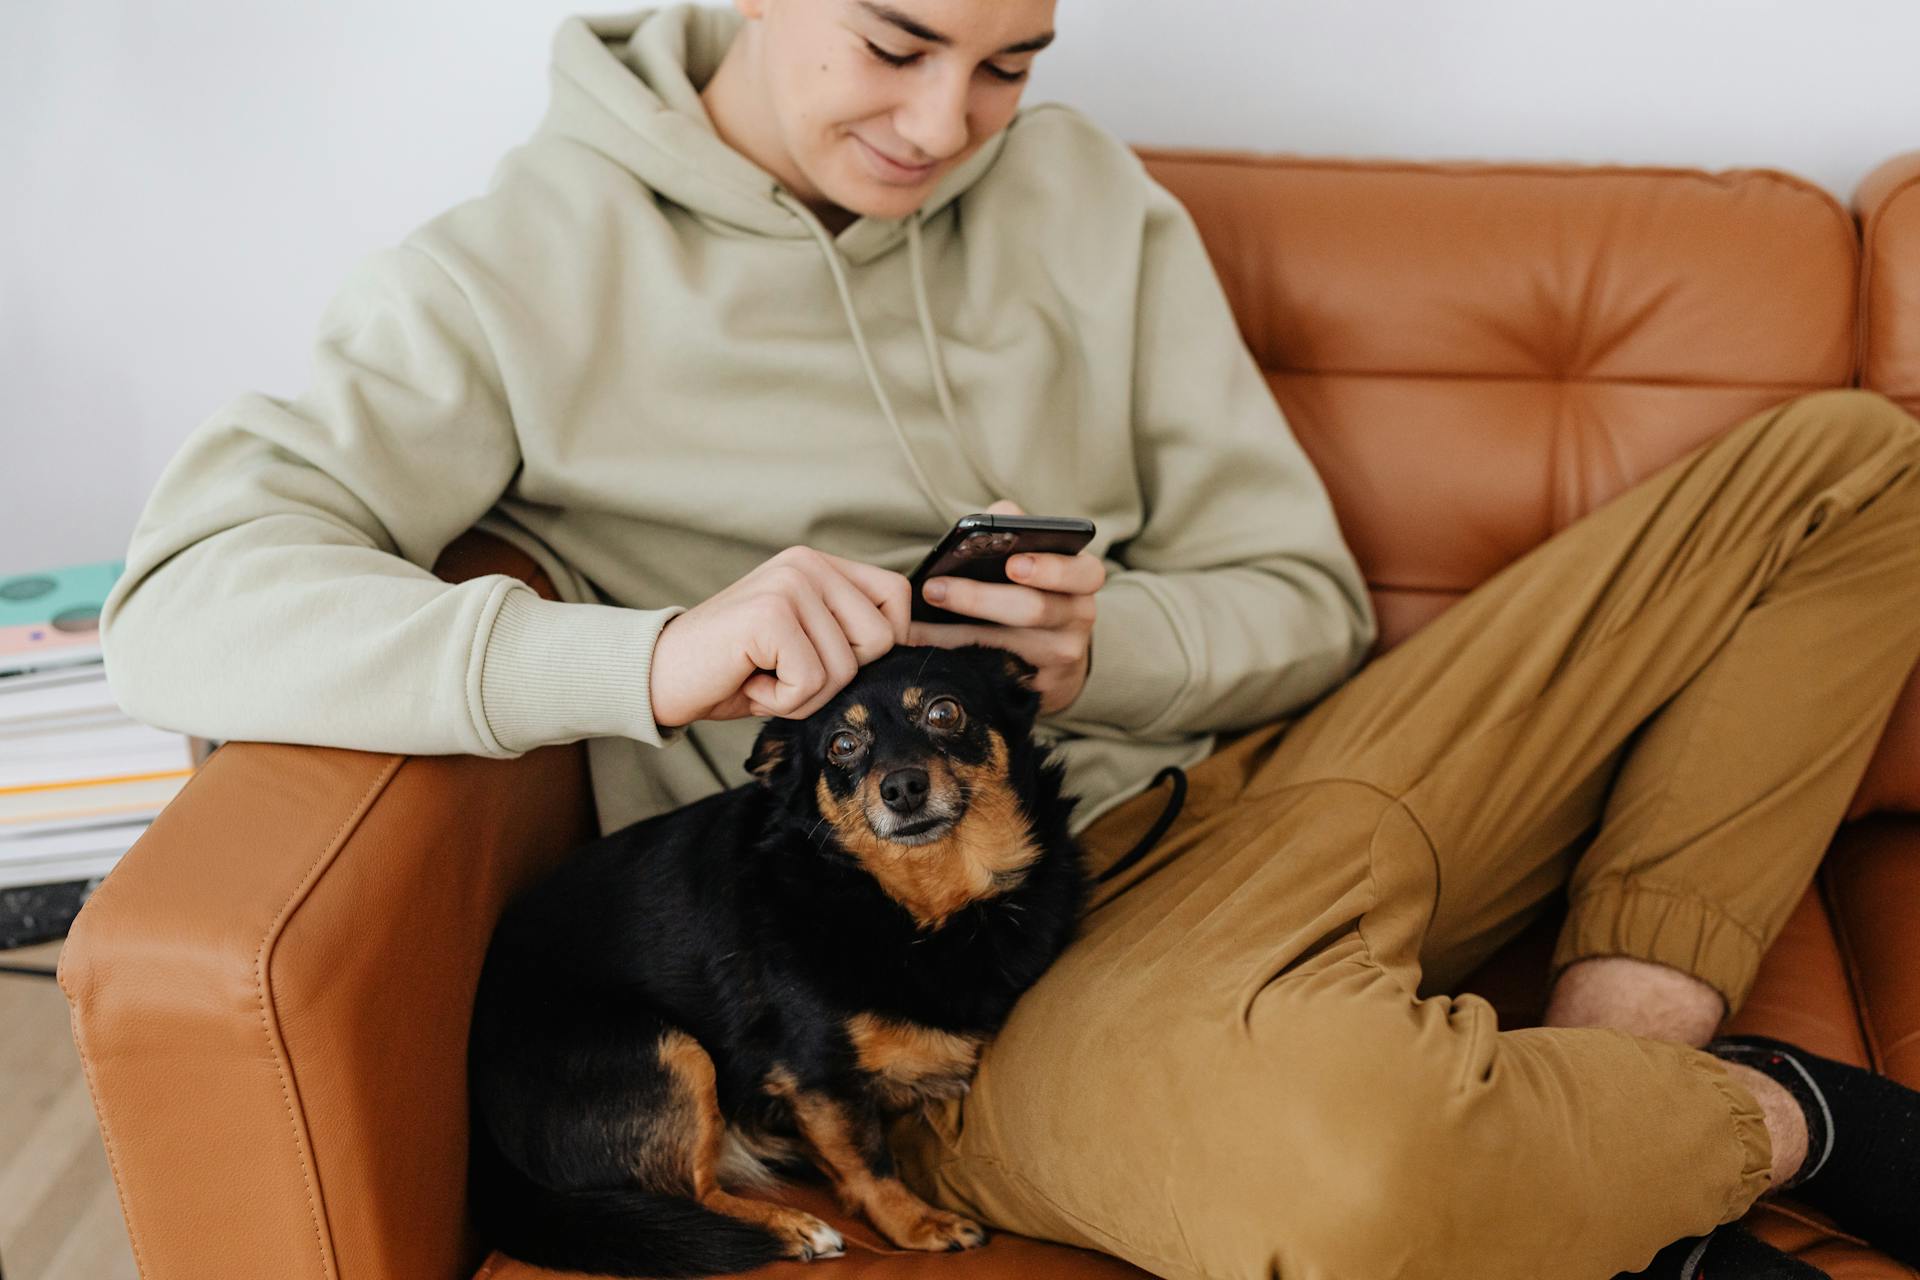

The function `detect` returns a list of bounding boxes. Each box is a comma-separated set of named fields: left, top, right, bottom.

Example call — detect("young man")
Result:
left=101, top=2, right=1920, bottom=1276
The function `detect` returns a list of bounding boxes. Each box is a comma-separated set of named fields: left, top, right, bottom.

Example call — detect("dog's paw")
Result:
left=887, top=1206, right=989, bottom=1253
left=769, top=1209, right=846, bottom=1262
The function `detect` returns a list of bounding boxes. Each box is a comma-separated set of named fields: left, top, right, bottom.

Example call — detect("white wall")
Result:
left=5, top=0, right=1918, bottom=575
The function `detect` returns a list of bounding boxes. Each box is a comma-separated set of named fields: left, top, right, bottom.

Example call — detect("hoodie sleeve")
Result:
left=1044, top=173, right=1379, bottom=744
left=99, top=242, right=689, bottom=758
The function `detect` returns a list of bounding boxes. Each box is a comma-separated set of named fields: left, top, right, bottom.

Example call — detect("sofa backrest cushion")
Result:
left=1135, top=151, right=1859, bottom=652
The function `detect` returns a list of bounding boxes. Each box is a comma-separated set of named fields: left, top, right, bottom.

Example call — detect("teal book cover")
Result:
left=0, top=559, right=124, bottom=673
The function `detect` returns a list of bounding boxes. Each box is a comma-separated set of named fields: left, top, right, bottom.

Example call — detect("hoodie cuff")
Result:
left=478, top=586, right=690, bottom=754
left=1045, top=575, right=1187, bottom=737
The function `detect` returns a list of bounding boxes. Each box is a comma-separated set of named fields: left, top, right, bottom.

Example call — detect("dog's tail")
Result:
left=469, top=1115, right=788, bottom=1278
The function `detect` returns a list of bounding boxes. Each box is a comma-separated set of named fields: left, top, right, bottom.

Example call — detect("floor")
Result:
left=0, top=940, right=138, bottom=1280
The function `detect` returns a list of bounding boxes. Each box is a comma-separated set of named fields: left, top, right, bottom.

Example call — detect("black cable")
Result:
left=1092, top=764, right=1188, bottom=886
left=0, top=963, right=60, bottom=981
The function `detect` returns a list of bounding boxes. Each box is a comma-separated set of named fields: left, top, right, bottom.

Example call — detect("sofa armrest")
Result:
left=58, top=528, right=598, bottom=1280
left=1853, top=151, right=1920, bottom=419
left=1844, top=151, right=1920, bottom=816
left=1844, top=157, right=1920, bottom=819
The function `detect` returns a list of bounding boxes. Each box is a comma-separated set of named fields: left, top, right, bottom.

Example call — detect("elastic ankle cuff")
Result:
left=1552, top=878, right=1767, bottom=1019
left=1705, top=1036, right=1833, bottom=1189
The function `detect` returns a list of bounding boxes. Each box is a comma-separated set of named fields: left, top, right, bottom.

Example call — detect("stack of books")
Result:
left=2, top=558, right=212, bottom=947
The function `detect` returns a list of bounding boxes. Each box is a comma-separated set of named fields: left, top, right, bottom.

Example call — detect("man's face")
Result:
left=744, top=0, right=1056, bottom=224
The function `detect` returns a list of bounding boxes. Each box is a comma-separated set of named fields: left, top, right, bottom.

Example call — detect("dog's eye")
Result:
left=827, top=731, right=864, bottom=764
left=925, top=696, right=964, bottom=732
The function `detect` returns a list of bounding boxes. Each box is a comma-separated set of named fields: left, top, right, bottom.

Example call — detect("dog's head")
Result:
left=743, top=644, right=1074, bottom=925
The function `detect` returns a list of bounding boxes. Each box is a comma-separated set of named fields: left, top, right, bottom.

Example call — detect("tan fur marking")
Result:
left=747, top=733, right=785, bottom=780
left=775, top=1077, right=987, bottom=1251
left=814, top=727, right=1040, bottom=930
left=846, top=704, right=868, bottom=727
left=660, top=1039, right=841, bottom=1253
left=903, top=687, right=922, bottom=713
left=844, top=1011, right=984, bottom=1110
left=763, top=1063, right=800, bottom=1096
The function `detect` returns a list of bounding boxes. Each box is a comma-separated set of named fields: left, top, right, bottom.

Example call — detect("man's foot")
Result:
left=1705, top=1033, right=1920, bottom=1267
left=1614, top=1221, right=1828, bottom=1278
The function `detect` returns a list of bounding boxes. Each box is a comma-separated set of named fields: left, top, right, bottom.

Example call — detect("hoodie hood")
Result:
left=537, top=3, right=1017, bottom=523
left=543, top=3, right=1008, bottom=261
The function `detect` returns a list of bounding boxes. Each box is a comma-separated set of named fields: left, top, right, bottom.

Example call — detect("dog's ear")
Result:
left=746, top=717, right=797, bottom=787
left=992, top=648, right=1043, bottom=727
left=746, top=717, right=822, bottom=830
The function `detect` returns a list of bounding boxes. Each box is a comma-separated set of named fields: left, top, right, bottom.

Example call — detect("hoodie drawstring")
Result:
left=907, top=211, right=1014, bottom=507
left=772, top=190, right=1011, bottom=526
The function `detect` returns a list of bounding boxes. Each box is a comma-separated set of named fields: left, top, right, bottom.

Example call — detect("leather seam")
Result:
left=1265, top=369, right=1842, bottom=390
left=1750, top=1198, right=1878, bottom=1252
left=1817, top=860, right=1885, bottom=1073
left=255, top=752, right=407, bottom=1280
left=1878, top=1023, right=1920, bottom=1061
left=1858, top=168, right=1920, bottom=391
left=1131, top=148, right=1838, bottom=195
left=65, top=994, right=150, bottom=1277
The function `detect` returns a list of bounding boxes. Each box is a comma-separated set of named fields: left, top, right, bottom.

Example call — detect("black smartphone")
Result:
left=907, top=514, right=1097, bottom=626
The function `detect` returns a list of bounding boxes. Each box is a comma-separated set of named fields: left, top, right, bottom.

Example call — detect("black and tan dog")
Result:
left=466, top=642, right=1092, bottom=1276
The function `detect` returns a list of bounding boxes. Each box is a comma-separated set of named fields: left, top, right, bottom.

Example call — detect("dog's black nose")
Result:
left=880, top=766, right=930, bottom=815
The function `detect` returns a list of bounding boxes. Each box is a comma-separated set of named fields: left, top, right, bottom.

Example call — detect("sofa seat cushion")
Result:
left=471, top=816, right=1920, bottom=1279
left=472, top=1174, right=1153, bottom=1278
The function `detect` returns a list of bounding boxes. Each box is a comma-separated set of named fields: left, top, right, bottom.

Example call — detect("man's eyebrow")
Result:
left=854, top=1, right=1055, bottom=55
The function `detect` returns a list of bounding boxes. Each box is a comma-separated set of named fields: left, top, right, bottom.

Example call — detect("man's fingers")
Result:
left=1008, top=549, right=1105, bottom=595
left=744, top=548, right=912, bottom=720
left=806, top=549, right=914, bottom=646
left=742, top=603, right=825, bottom=717
left=924, top=574, right=1093, bottom=629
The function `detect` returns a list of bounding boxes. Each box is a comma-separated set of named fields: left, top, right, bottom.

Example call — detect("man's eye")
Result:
left=865, top=40, right=918, bottom=68
left=863, top=40, right=1028, bottom=82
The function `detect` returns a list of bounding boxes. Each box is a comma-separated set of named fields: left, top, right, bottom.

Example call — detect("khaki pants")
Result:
left=886, top=389, right=1920, bottom=1279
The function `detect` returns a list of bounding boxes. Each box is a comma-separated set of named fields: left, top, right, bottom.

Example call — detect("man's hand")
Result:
left=650, top=546, right=912, bottom=728
left=908, top=499, right=1103, bottom=717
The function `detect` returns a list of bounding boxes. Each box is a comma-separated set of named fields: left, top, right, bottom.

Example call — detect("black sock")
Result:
left=1614, top=1221, right=1829, bottom=1279
left=1705, top=1033, right=1920, bottom=1267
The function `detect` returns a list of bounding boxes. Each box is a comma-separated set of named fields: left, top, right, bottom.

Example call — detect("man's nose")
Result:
left=894, top=68, right=970, bottom=163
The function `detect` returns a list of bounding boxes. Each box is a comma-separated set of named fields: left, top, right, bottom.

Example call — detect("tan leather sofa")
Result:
left=59, top=146, right=1920, bottom=1280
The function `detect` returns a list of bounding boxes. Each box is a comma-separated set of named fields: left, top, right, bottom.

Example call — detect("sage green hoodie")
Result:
left=100, top=2, right=1378, bottom=840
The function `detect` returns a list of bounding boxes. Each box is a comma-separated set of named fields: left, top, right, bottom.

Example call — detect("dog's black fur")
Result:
left=466, top=643, right=1091, bottom=1276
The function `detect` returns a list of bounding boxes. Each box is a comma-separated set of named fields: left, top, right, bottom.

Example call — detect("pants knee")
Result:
left=1778, top=387, right=1920, bottom=454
